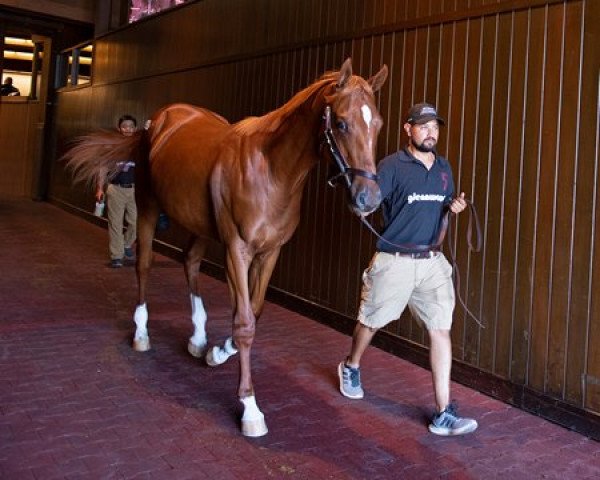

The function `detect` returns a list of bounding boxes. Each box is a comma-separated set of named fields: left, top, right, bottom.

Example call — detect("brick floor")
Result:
left=0, top=198, right=599, bottom=479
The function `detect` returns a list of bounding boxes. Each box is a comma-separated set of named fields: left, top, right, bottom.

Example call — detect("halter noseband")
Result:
left=321, top=105, right=378, bottom=188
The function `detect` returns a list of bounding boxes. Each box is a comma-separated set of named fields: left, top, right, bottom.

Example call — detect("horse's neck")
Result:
left=266, top=104, right=323, bottom=194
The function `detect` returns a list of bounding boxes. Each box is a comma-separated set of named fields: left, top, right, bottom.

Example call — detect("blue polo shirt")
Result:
left=111, top=160, right=135, bottom=185
left=376, top=147, right=454, bottom=252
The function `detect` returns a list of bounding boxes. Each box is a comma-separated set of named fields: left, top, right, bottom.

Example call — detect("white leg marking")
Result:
left=240, top=395, right=268, bottom=437
left=133, top=303, right=150, bottom=351
left=188, top=294, right=208, bottom=357
left=205, top=336, right=238, bottom=366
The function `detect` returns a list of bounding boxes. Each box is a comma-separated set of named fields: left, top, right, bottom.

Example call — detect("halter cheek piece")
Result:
left=320, top=105, right=378, bottom=189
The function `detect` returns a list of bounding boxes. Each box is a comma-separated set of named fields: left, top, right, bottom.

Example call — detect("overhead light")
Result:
left=4, top=50, right=35, bottom=60
left=5, top=37, right=34, bottom=47
left=68, top=56, right=92, bottom=65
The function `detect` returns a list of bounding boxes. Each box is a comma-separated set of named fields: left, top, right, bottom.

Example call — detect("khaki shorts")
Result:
left=357, top=251, right=455, bottom=330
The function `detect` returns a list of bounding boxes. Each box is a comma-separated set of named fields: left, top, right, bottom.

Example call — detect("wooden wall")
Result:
left=49, top=0, right=600, bottom=436
left=0, top=99, right=37, bottom=197
left=0, top=1, right=95, bottom=23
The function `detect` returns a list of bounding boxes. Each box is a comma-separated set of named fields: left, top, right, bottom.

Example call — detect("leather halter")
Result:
left=321, top=106, right=378, bottom=188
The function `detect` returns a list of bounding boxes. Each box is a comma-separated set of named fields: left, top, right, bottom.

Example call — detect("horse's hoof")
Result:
left=188, top=340, right=206, bottom=358
left=133, top=337, right=150, bottom=352
left=242, top=417, right=268, bottom=437
left=205, top=346, right=223, bottom=367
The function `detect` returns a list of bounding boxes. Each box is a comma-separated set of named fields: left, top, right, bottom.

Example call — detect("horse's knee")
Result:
left=233, top=324, right=255, bottom=349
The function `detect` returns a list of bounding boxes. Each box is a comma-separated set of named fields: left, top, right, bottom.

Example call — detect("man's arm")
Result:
left=95, top=168, right=107, bottom=202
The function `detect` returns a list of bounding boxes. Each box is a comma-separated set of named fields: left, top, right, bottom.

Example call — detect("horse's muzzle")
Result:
left=351, top=179, right=381, bottom=216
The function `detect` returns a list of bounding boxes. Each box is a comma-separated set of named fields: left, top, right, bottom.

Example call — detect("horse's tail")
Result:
left=62, top=130, right=145, bottom=189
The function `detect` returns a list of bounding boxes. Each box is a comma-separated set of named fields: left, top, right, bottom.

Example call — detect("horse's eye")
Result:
left=335, top=119, right=348, bottom=133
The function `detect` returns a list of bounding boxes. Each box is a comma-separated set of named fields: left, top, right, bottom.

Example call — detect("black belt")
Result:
left=111, top=183, right=134, bottom=188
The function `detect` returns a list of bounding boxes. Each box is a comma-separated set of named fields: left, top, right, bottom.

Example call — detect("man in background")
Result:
left=1, top=77, right=20, bottom=96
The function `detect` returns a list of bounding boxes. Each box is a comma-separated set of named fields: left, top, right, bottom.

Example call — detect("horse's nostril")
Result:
left=358, top=188, right=381, bottom=213
left=356, top=191, right=368, bottom=209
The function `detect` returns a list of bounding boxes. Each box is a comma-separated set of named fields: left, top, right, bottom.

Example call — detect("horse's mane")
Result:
left=233, top=70, right=362, bottom=136
left=62, top=130, right=143, bottom=189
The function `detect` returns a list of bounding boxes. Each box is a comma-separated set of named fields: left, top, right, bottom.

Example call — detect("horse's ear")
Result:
left=368, top=65, right=388, bottom=93
left=337, top=58, right=353, bottom=89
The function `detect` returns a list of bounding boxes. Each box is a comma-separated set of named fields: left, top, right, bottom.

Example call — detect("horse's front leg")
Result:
left=206, top=247, right=281, bottom=366
left=223, top=244, right=268, bottom=437
left=248, top=248, right=281, bottom=319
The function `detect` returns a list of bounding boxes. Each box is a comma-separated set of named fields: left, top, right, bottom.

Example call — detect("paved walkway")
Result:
left=1, top=199, right=599, bottom=479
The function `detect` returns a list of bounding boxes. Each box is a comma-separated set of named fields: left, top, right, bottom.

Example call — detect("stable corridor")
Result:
left=1, top=199, right=598, bottom=479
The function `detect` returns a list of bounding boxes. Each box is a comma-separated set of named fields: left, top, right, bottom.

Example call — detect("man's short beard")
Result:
left=412, top=139, right=436, bottom=153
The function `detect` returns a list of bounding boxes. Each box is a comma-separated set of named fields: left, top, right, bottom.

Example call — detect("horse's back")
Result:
left=149, top=103, right=229, bottom=157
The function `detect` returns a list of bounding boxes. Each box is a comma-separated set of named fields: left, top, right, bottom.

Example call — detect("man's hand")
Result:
left=449, top=192, right=467, bottom=214
left=95, top=188, right=104, bottom=202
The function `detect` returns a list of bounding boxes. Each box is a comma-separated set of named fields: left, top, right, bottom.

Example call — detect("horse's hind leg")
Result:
left=133, top=205, right=160, bottom=351
left=184, top=237, right=209, bottom=357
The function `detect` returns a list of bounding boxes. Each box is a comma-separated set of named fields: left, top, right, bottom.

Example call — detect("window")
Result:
left=57, top=42, right=93, bottom=89
left=129, top=0, right=189, bottom=23
left=1, top=36, right=37, bottom=98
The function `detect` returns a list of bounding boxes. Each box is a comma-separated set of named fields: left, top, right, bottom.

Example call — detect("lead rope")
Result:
left=359, top=198, right=485, bottom=328
left=446, top=200, right=485, bottom=328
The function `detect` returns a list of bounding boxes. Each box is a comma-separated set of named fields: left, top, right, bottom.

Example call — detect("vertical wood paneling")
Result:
left=529, top=4, right=557, bottom=393
left=50, top=0, right=600, bottom=423
left=568, top=0, right=597, bottom=406
left=484, top=12, right=512, bottom=374
left=498, top=9, right=527, bottom=381
left=546, top=0, right=580, bottom=399
left=513, top=7, right=542, bottom=386
left=473, top=13, right=498, bottom=370
left=457, top=17, right=481, bottom=364
left=379, top=33, right=396, bottom=155
left=586, top=69, right=600, bottom=409
left=443, top=20, right=467, bottom=360
left=385, top=32, right=403, bottom=153
left=0, top=103, right=32, bottom=197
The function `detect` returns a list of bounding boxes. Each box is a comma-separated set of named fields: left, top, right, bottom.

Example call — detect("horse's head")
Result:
left=321, top=58, right=388, bottom=216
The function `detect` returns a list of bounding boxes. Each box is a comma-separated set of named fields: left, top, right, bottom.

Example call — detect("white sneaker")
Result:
left=428, top=402, right=478, bottom=436
left=338, top=362, right=364, bottom=399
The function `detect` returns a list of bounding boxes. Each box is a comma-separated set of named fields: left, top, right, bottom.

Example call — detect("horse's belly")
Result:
left=149, top=153, right=218, bottom=238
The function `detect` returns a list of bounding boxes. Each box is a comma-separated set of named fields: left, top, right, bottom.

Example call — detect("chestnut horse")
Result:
left=65, top=58, right=387, bottom=436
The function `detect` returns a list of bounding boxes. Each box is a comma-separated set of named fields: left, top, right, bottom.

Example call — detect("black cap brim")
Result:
left=410, top=115, right=445, bottom=126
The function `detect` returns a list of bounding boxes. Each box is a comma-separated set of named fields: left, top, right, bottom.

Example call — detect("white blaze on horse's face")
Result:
left=361, top=104, right=375, bottom=156
left=361, top=104, right=372, bottom=130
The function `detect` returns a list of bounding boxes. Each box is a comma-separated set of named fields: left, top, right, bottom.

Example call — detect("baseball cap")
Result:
left=406, top=103, right=445, bottom=125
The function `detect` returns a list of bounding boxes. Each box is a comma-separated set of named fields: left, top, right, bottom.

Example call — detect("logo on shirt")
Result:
left=441, top=172, right=449, bottom=191
left=407, top=193, right=446, bottom=204
left=117, top=161, right=135, bottom=172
